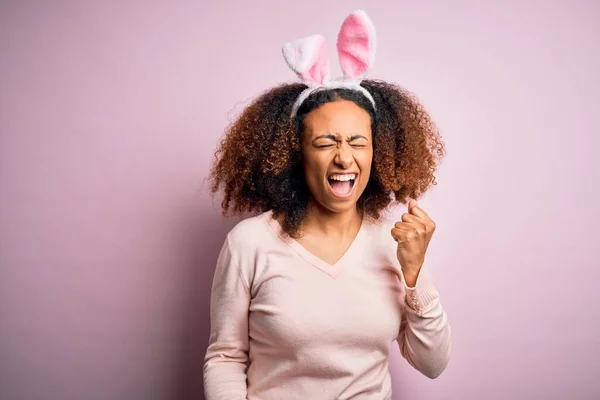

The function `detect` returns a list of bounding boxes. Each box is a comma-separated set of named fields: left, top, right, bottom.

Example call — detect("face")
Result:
left=301, top=100, right=373, bottom=214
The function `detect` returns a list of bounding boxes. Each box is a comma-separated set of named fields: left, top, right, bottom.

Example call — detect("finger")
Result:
left=401, top=213, right=422, bottom=224
left=391, top=227, right=422, bottom=243
left=390, top=227, right=408, bottom=242
left=394, top=221, right=417, bottom=231
left=396, top=218, right=427, bottom=232
left=408, top=199, right=418, bottom=210
left=408, top=200, right=432, bottom=221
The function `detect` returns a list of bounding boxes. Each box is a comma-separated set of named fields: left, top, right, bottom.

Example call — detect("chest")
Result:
left=247, top=250, right=404, bottom=353
left=295, top=234, right=358, bottom=266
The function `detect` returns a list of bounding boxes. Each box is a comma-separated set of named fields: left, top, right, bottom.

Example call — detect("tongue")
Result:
left=329, top=180, right=352, bottom=197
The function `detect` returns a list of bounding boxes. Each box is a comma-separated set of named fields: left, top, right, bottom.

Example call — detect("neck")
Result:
left=301, top=199, right=363, bottom=237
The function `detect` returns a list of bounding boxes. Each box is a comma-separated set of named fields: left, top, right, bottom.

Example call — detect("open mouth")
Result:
left=327, top=173, right=357, bottom=199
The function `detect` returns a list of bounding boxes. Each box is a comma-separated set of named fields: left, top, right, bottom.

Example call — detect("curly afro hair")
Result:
left=209, top=80, right=445, bottom=237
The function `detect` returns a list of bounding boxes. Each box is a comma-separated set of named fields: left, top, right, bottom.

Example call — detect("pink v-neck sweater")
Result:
left=204, top=210, right=451, bottom=400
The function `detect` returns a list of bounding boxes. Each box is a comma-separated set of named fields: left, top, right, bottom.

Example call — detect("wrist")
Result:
left=402, top=271, right=419, bottom=287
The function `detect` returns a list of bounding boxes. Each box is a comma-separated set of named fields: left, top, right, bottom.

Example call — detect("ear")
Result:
left=282, top=34, right=330, bottom=85
left=337, top=10, right=376, bottom=80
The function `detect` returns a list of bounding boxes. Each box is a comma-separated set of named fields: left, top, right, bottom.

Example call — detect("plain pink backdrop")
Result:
left=1, top=1, right=598, bottom=399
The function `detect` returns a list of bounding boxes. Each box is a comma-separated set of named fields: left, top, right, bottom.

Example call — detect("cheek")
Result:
left=302, top=153, right=328, bottom=182
left=358, top=149, right=374, bottom=172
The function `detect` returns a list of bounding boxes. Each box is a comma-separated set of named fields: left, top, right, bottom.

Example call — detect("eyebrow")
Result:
left=312, top=134, right=369, bottom=143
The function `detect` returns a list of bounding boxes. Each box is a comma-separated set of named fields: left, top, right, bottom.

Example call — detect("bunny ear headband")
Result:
left=282, top=10, right=377, bottom=117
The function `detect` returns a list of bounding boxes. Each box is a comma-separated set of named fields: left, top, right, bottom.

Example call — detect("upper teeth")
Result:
left=329, top=174, right=356, bottom=181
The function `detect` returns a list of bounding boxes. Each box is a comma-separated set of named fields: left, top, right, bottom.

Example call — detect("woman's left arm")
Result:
left=397, top=269, right=451, bottom=378
left=391, top=199, right=451, bottom=378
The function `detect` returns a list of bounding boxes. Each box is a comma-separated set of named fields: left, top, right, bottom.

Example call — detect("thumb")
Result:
left=408, top=198, right=418, bottom=211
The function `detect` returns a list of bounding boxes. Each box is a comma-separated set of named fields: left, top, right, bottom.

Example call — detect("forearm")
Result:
left=402, top=270, right=419, bottom=288
left=203, top=359, right=248, bottom=400
left=398, top=267, right=452, bottom=378
left=204, top=237, right=251, bottom=399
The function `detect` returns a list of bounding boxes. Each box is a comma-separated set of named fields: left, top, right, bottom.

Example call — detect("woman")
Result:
left=204, top=10, right=451, bottom=400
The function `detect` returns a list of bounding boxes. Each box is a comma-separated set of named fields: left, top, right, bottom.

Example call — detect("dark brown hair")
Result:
left=209, top=80, right=445, bottom=237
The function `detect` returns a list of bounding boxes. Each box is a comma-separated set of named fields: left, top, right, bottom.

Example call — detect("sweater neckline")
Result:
left=263, top=210, right=366, bottom=278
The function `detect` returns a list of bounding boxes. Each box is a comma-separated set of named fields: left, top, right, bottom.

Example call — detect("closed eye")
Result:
left=316, top=143, right=368, bottom=149
left=312, top=135, right=370, bottom=149
left=349, top=139, right=369, bottom=148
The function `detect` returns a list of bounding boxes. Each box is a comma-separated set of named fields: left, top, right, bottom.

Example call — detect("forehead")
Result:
left=303, top=100, right=372, bottom=137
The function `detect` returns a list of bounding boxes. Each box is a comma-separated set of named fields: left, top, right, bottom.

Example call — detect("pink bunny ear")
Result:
left=337, top=10, right=376, bottom=80
left=282, top=34, right=330, bottom=85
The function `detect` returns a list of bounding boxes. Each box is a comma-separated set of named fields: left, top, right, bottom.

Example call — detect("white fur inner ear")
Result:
left=282, top=34, right=330, bottom=84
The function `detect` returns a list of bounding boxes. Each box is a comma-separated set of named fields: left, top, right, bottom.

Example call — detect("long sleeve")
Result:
left=203, top=236, right=250, bottom=400
left=397, top=265, right=452, bottom=379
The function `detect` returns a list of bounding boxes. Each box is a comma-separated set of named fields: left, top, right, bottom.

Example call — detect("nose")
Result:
left=334, top=143, right=353, bottom=169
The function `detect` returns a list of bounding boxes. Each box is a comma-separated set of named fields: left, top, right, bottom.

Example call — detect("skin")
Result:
left=297, top=99, right=436, bottom=286
left=293, top=100, right=372, bottom=265
left=391, top=199, right=436, bottom=287
left=301, top=100, right=373, bottom=217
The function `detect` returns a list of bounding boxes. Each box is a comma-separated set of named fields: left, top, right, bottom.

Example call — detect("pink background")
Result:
left=1, top=1, right=598, bottom=399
